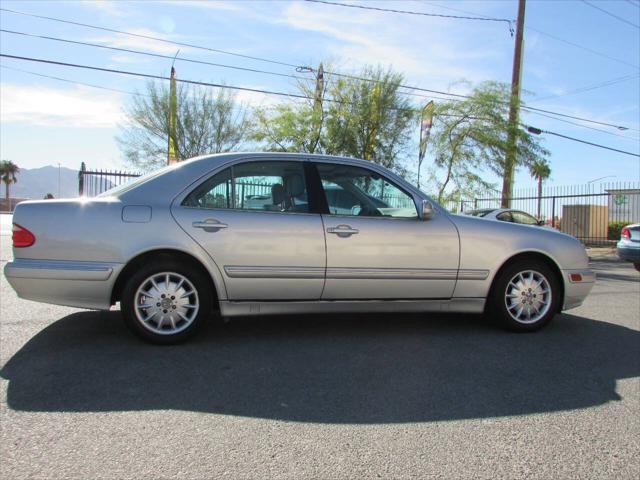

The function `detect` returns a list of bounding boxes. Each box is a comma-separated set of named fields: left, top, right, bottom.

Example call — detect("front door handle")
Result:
left=193, top=219, right=228, bottom=231
left=327, top=224, right=359, bottom=237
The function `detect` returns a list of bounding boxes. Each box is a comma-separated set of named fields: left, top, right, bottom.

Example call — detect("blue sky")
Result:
left=0, top=0, right=639, bottom=191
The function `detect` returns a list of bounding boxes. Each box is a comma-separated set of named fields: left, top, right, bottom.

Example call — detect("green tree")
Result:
left=0, top=160, right=19, bottom=201
left=428, top=81, right=548, bottom=204
left=252, top=65, right=416, bottom=176
left=252, top=73, right=327, bottom=154
left=324, top=66, right=416, bottom=173
left=529, top=158, right=551, bottom=219
left=118, top=81, right=249, bottom=171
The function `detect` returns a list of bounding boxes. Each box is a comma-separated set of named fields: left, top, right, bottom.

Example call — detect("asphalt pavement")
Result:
left=1, top=238, right=638, bottom=479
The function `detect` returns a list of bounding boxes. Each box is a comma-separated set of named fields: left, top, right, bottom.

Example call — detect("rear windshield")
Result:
left=97, top=165, right=173, bottom=198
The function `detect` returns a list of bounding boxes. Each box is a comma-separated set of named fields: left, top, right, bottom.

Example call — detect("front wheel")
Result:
left=488, top=261, right=561, bottom=332
left=121, top=259, right=213, bottom=344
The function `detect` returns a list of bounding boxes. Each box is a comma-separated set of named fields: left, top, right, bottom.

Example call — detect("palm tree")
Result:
left=0, top=160, right=20, bottom=202
left=528, top=159, right=551, bottom=219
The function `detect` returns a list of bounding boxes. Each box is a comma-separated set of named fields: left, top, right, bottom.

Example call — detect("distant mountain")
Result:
left=8, top=166, right=80, bottom=199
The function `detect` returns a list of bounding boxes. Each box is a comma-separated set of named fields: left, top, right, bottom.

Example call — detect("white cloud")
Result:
left=0, top=83, right=124, bottom=128
left=75, top=0, right=129, bottom=17
left=279, top=2, right=499, bottom=88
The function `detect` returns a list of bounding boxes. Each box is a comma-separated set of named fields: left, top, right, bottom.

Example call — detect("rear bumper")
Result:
left=562, top=268, right=596, bottom=311
left=616, top=244, right=640, bottom=263
left=4, top=258, right=123, bottom=309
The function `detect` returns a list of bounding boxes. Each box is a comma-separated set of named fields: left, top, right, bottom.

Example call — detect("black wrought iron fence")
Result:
left=78, top=162, right=141, bottom=197
left=78, top=164, right=638, bottom=246
left=443, top=182, right=640, bottom=246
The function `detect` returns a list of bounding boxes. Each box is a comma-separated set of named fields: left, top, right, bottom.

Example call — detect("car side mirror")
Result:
left=537, top=220, right=545, bottom=226
left=421, top=200, right=434, bottom=221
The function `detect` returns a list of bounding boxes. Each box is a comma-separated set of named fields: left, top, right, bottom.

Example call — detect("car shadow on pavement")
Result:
left=2, top=311, right=638, bottom=423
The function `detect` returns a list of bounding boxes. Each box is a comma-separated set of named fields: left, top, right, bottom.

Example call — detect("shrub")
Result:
left=608, top=221, right=628, bottom=240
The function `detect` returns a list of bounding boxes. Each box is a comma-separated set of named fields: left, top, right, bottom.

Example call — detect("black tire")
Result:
left=121, top=256, right=213, bottom=344
left=487, top=260, right=561, bottom=332
left=634, top=263, right=640, bottom=273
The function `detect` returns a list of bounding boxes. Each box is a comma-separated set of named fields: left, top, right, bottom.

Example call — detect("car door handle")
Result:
left=327, top=225, right=359, bottom=237
left=193, top=220, right=228, bottom=231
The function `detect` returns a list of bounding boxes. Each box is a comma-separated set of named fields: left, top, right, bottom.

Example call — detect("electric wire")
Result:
left=419, top=1, right=640, bottom=68
left=2, top=52, right=637, bottom=157
left=531, top=73, right=640, bottom=102
left=303, top=0, right=514, bottom=29
left=580, top=0, right=640, bottom=29
left=0, top=28, right=312, bottom=81
left=0, top=7, right=634, bottom=130
left=0, top=7, right=301, bottom=68
left=0, top=64, right=147, bottom=96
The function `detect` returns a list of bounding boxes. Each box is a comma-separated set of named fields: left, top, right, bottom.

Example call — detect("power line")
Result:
left=0, top=64, right=146, bottom=97
left=580, top=0, right=640, bottom=29
left=531, top=73, right=640, bottom=102
left=420, top=0, right=639, bottom=68
left=0, top=28, right=311, bottom=81
left=0, top=8, right=485, bottom=101
left=3, top=52, right=638, bottom=158
left=521, top=105, right=636, bottom=132
left=521, top=108, right=640, bottom=142
left=0, top=53, right=311, bottom=101
left=526, top=25, right=639, bottom=70
left=0, top=7, right=634, bottom=131
left=0, top=7, right=301, bottom=68
left=303, top=0, right=514, bottom=32
left=0, top=28, right=461, bottom=103
left=7, top=53, right=637, bottom=143
left=526, top=125, right=640, bottom=157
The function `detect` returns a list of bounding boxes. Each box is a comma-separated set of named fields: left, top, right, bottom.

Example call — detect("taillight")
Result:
left=621, top=227, right=630, bottom=240
left=12, top=223, right=35, bottom=248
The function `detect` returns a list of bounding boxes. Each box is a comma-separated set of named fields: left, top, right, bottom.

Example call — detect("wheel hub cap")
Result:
left=134, top=272, right=199, bottom=335
left=505, top=270, right=552, bottom=324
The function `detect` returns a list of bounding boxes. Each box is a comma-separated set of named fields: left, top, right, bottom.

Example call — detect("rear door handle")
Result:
left=193, top=220, right=228, bottom=231
left=327, top=225, right=359, bottom=237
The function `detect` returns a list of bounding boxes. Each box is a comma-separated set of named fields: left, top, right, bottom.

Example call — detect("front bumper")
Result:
left=4, top=258, right=123, bottom=309
left=562, top=268, right=596, bottom=311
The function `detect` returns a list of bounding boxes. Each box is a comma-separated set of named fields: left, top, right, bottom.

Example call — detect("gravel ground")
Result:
left=1, top=238, right=638, bottom=479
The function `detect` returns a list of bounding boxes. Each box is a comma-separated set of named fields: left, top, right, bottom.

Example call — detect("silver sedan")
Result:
left=5, top=153, right=595, bottom=344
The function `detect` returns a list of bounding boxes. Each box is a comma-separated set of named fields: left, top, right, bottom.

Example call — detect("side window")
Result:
left=496, top=212, right=513, bottom=222
left=512, top=211, right=538, bottom=225
left=316, top=163, right=417, bottom=218
left=182, top=161, right=309, bottom=213
left=234, top=161, right=308, bottom=213
left=183, top=168, right=232, bottom=209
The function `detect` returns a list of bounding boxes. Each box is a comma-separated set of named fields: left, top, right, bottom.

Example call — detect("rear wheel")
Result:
left=488, top=260, right=560, bottom=332
left=634, top=263, right=640, bottom=273
left=121, top=258, right=213, bottom=344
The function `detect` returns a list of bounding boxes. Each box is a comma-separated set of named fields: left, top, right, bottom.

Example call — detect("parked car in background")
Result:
left=5, top=153, right=595, bottom=344
left=616, top=223, right=640, bottom=271
left=464, top=208, right=547, bottom=227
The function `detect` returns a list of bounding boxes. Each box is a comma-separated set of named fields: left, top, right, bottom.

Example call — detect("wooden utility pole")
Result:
left=501, top=0, right=526, bottom=208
